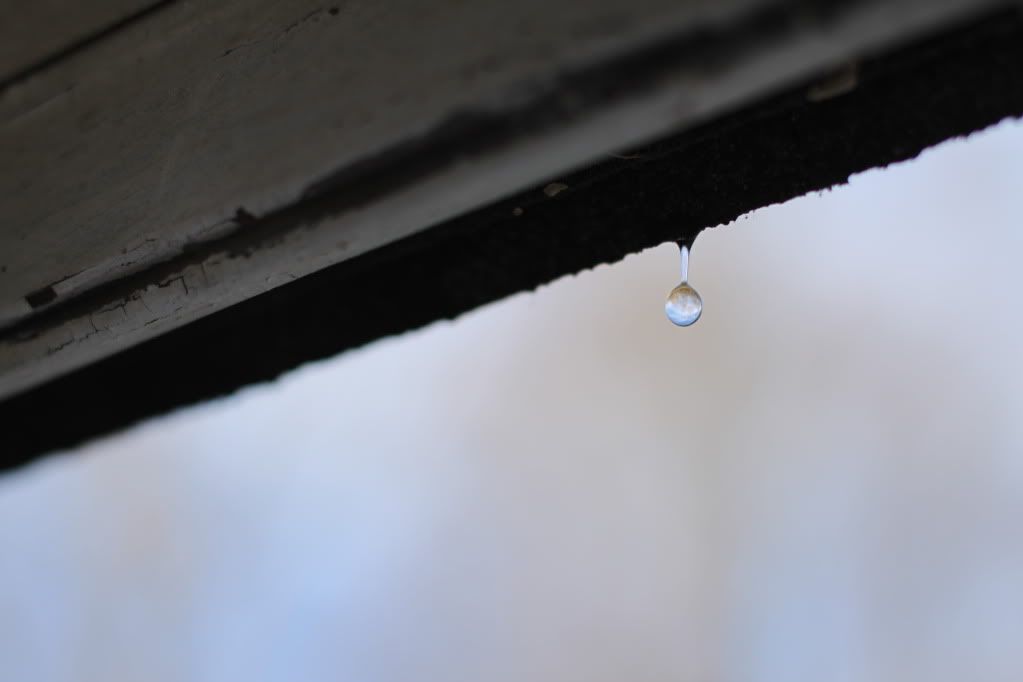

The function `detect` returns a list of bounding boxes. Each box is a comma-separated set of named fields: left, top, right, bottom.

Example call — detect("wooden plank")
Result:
left=0, top=0, right=163, bottom=84
left=0, top=0, right=1009, bottom=403
left=1, top=5, right=1022, bottom=467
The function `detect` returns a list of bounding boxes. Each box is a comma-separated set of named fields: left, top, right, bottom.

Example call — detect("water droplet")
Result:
left=665, top=242, right=702, bottom=327
left=665, top=283, right=702, bottom=326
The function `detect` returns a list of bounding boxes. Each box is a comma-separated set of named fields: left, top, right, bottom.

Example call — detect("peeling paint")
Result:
left=543, top=182, right=569, bottom=197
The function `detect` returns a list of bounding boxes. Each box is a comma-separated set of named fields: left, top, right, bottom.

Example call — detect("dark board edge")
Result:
left=2, top=7, right=1022, bottom=471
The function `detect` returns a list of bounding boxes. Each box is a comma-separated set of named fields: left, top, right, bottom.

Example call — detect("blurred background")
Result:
left=1, top=119, right=1022, bottom=682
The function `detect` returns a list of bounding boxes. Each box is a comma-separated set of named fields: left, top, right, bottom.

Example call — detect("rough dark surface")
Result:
left=2, top=8, right=1022, bottom=471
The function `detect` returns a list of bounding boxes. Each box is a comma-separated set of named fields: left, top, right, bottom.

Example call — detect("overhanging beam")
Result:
left=2, top=1, right=1022, bottom=468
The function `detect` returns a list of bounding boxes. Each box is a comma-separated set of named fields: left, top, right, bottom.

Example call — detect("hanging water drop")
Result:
left=665, top=240, right=702, bottom=327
